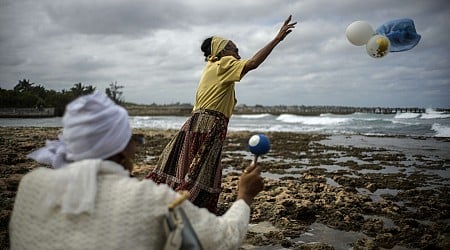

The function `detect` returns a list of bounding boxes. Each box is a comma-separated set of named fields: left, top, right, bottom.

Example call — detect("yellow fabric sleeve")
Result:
left=193, top=56, right=248, bottom=118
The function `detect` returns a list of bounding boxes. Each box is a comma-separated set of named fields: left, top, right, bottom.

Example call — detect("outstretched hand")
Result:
left=275, top=15, right=297, bottom=42
left=241, top=14, right=297, bottom=76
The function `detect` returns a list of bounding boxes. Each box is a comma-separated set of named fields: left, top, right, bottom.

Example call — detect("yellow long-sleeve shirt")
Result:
left=193, top=56, right=248, bottom=118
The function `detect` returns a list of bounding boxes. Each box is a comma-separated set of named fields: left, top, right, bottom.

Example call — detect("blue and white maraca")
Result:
left=248, top=134, right=271, bottom=157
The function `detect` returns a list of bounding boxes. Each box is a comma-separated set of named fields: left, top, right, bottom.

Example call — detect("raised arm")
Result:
left=241, top=15, right=297, bottom=77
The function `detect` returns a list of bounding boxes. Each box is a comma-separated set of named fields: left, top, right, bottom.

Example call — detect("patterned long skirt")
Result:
left=145, top=109, right=229, bottom=213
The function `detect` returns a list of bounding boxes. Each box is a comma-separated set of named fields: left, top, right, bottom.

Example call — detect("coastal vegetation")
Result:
left=0, top=79, right=124, bottom=116
left=1, top=79, right=448, bottom=117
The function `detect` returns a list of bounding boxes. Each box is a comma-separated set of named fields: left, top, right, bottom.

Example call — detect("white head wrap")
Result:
left=27, top=91, right=132, bottom=214
left=28, top=91, right=132, bottom=168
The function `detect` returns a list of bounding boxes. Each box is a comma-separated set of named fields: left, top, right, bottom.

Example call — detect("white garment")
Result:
left=44, top=159, right=129, bottom=214
left=9, top=160, right=250, bottom=250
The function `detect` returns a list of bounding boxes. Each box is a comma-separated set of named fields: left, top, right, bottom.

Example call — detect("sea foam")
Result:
left=277, top=114, right=350, bottom=125
left=421, top=112, right=450, bottom=119
left=234, top=113, right=272, bottom=119
left=394, top=112, right=420, bottom=119
left=432, top=123, right=450, bottom=138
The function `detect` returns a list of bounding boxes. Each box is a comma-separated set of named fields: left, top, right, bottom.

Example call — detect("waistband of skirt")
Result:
left=193, top=109, right=229, bottom=121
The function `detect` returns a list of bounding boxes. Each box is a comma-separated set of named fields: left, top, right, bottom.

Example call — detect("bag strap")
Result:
left=168, top=190, right=190, bottom=211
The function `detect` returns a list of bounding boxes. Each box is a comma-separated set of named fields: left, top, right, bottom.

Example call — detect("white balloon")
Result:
left=346, top=21, right=375, bottom=46
left=366, top=35, right=391, bottom=58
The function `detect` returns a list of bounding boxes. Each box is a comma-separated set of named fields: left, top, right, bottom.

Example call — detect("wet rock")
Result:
left=353, top=237, right=377, bottom=250
left=365, top=183, right=377, bottom=193
left=5, top=174, right=23, bottom=192
left=294, top=242, right=334, bottom=249
left=375, top=233, right=396, bottom=249
left=2, top=127, right=449, bottom=249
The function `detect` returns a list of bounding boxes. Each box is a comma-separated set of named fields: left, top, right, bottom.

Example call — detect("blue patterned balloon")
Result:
left=248, top=134, right=271, bottom=155
left=376, top=18, right=421, bottom=52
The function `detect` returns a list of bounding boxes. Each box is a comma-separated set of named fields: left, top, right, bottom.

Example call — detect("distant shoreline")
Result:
left=124, top=104, right=432, bottom=117
left=2, top=104, right=448, bottom=118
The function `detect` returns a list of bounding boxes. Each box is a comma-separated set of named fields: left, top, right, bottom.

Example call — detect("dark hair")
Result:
left=201, top=37, right=213, bottom=61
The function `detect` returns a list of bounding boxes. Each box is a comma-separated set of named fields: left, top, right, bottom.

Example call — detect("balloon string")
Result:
left=254, top=155, right=259, bottom=165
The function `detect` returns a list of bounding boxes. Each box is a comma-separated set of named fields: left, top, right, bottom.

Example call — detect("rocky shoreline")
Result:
left=1, top=127, right=449, bottom=249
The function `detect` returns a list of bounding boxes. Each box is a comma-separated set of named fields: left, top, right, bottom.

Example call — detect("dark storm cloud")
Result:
left=0, top=0, right=449, bottom=107
left=43, top=1, right=190, bottom=35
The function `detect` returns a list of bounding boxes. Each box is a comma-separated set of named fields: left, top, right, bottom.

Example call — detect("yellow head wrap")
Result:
left=207, top=36, right=229, bottom=62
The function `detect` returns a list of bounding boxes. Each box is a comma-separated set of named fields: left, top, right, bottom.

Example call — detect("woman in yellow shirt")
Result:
left=146, top=15, right=296, bottom=213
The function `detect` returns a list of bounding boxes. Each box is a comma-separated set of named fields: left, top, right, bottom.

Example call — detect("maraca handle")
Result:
left=253, top=154, right=259, bottom=165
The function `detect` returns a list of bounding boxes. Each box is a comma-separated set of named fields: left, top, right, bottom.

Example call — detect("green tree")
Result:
left=30, top=84, right=47, bottom=100
left=0, top=88, right=16, bottom=107
left=13, top=79, right=34, bottom=92
left=105, top=81, right=124, bottom=104
left=1, top=79, right=97, bottom=115
left=70, top=82, right=96, bottom=97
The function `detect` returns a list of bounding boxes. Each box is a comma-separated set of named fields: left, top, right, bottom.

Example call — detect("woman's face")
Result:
left=222, top=41, right=241, bottom=59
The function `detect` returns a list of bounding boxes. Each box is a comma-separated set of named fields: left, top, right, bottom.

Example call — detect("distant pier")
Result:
left=234, top=105, right=426, bottom=116
left=125, top=104, right=430, bottom=116
left=373, top=107, right=425, bottom=114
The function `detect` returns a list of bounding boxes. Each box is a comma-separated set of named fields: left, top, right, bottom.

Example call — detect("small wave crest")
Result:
left=432, top=123, right=450, bottom=138
left=394, top=112, right=421, bottom=119
left=421, top=112, right=450, bottom=119
left=394, top=109, right=450, bottom=120
left=277, top=114, right=350, bottom=125
left=421, top=108, right=450, bottom=119
left=234, top=113, right=272, bottom=119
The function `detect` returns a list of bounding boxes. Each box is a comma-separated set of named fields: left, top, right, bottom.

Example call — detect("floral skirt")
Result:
left=146, top=109, right=229, bottom=213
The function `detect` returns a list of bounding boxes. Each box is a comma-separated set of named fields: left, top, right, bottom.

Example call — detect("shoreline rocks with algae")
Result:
left=1, top=127, right=449, bottom=249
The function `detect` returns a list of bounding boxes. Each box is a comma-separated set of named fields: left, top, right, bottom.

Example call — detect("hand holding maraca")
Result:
left=238, top=161, right=264, bottom=206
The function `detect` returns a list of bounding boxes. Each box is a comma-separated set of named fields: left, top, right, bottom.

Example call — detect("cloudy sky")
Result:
left=1, top=0, right=449, bottom=108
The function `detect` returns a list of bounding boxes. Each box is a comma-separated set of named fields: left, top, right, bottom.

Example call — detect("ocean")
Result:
left=2, top=108, right=449, bottom=138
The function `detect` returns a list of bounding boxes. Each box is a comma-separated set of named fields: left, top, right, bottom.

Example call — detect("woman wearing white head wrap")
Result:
left=10, top=91, right=265, bottom=249
left=146, top=15, right=297, bottom=213
left=28, top=90, right=132, bottom=168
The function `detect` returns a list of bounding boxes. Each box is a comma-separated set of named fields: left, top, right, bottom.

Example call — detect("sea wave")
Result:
left=421, top=112, right=450, bottom=119
left=234, top=113, right=273, bottom=119
left=129, top=116, right=185, bottom=129
left=394, top=113, right=421, bottom=119
left=394, top=109, right=450, bottom=120
left=432, top=123, right=450, bottom=138
left=391, top=119, right=420, bottom=125
left=276, top=114, right=350, bottom=125
left=2, top=112, right=449, bottom=138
